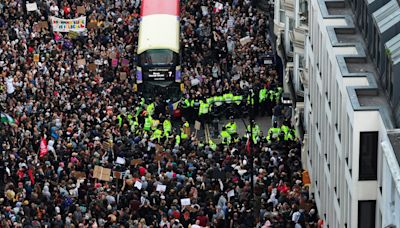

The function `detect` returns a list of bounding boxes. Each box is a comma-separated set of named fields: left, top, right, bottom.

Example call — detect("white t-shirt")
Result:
left=50, top=5, right=59, bottom=16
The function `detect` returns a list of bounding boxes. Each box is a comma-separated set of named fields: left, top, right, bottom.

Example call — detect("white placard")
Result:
left=239, top=36, right=251, bottom=46
left=180, top=198, right=191, bottom=206
left=227, top=190, right=235, bottom=198
left=116, top=157, right=126, bottom=165
left=26, top=2, right=38, bottom=12
left=134, top=181, right=142, bottom=190
left=156, top=184, right=167, bottom=192
left=201, top=6, right=208, bottom=16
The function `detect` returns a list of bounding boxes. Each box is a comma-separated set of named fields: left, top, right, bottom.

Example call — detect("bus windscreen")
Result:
left=140, top=50, right=175, bottom=66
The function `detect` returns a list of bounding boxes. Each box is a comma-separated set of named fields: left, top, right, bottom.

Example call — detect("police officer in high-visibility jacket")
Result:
left=199, top=98, right=209, bottom=124
left=247, top=120, right=261, bottom=144
left=143, top=112, right=152, bottom=131
left=220, top=127, right=231, bottom=145
left=259, top=87, right=267, bottom=116
left=163, top=117, right=172, bottom=138
left=180, top=121, right=190, bottom=140
left=151, top=126, right=163, bottom=143
left=225, top=117, right=237, bottom=136
left=209, top=139, right=217, bottom=151
left=267, top=121, right=281, bottom=143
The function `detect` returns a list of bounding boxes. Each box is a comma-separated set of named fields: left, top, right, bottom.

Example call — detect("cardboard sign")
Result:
left=88, top=63, right=96, bottom=72
left=26, top=2, right=38, bottom=12
left=39, top=21, right=49, bottom=29
left=33, top=54, right=40, bottom=62
left=77, top=6, right=85, bottom=14
left=72, top=171, right=86, bottom=179
left=194, top=121, right=201, bottom=131
left=240, top=36, right=251, bottom=46
left=131, top=159, right=143, bottom=166
left=120, top=72, right=127, bottom=81
left=180, top=198, right=191, bottom=206
left=134, top=181, right=142, bottom=190
left=87, top=22, right=97, bottom=29
left=156, top=184, right=167, bottom=192
left=302, top=170, right=311, bottom=186
left=77, top=59, right=86, bottom=66
left=33, top=23, right=41, bottom=32
left=68, top=31, right=79, bottom=39
left=93, top=165, right=111, bottom=182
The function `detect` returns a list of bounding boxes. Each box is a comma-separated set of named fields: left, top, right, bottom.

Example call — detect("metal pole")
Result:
left=249, top=89, right=254, bottom=204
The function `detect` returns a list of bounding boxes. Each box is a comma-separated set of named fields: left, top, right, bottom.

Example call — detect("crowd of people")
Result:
left=0, top=0, right=322, bottom=227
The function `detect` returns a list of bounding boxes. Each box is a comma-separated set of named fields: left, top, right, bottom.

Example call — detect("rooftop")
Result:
left=388, top=130, right=400, bottom=165
left=372, top=0, right=400, bottom=34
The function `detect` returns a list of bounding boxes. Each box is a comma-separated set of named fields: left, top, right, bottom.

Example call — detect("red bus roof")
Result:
left=140, top=0, right=180, bottom=17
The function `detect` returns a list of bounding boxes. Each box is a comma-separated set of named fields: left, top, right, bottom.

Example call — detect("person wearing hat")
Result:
left=163, top=116, right=172, bottom=138
left=224, top=117, right=237, bottom=138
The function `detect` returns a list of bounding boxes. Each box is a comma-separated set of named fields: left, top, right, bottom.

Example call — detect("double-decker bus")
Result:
left=136, top=0, right=181, bottom=99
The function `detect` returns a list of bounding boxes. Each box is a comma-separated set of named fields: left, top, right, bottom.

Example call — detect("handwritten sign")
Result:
left=131, top=159, right=143, bottom=166
left=180, top=198, right=191, bottom=206
left=34, top=54, right=40, bottom=62
left=77, top=59, right=86, bottom=66
left=156, top=184, right=167, bottom=192
left=88, top=63, right=96, bottom=72
left=116, top=157, right=126, bottom=165
left=195, top=121, right=201, bottom=131
left=77, top=6, right=85, bottom=14
left=50, top=16, right=86, bottom=32
left=134, top=181, right=142, bottom=190
left=26, top=2, right=38, bottom=12
left=93, top=165, right=111, bottom=182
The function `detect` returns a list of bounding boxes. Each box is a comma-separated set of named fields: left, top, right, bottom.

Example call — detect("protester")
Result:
left=0, top=0, right=319, bottom=227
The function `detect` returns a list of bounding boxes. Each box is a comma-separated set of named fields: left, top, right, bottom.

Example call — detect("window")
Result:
left=358, top=201, right=376, bottom=228
left=359, top=132, right=378, bottom=180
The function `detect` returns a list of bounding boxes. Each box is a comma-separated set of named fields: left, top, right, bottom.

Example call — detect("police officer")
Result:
left=267, top=121, right=281, bottom=143
left=259, top=86, right=267, bottom=116
left=151, top=126, right=163, bottom=143
left=199, top=98, right=210, bottom=124
left=225, top=117, right=237, bottom=138
left=191, top=94, right=201, bottom=123
left=247, top=120, right=260, bottom=144
left=220, top=127, right=231, bottom=145
left=163, top=116, right=172, bottom=138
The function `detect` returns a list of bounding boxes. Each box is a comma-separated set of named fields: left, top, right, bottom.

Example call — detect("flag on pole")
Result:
left=1, top=112, right=15, bottom=124
left=39, top=137, right=48, bottom=158
left=246, top=136, right=251, bottom=155
left=213, top=2, right=223, bottom=13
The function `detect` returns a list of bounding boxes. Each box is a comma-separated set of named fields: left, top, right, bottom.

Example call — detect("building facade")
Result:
left=273, top=0, right=400, bottom=226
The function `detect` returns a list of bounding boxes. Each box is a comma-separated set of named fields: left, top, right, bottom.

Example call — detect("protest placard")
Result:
left=240, top=36, right=251, bottom=46
left=227, top=190, right=235, bottom=198
left=113, top=171, right=122, bottom=179
left=134, top=181, right=142, bottom=190
left=26, top=2, right=38, bottom=12
left=180, top=198, right=191, bottom=206
left=33, top=54, right=40, bottom=62
left=77, top=6, right=85, bottom=14
left=93, top=165, right=111, bottom=182
left=156, top=184, right=167, bottom=192
left=39, top=21, right=49, bottom=30
left=131, top=159, right=143, bottom=166
left=87, top=22, right=97, bottom=29
left=112, top=59, right=118, bottom=67
left=120, top=72, right=127, bottom=81
left=195, top=121, right=201, bottom=131
left=121, top=58, right=129, bottom=66
left=88, top=63, right=96, bottom=72
left=51, top=16, right=87, bottom=32
left=77, top=59, right=86, bottom=66
left=116, top=157, right=126, bottom=165
left=72, top=171, right=86, bottom=179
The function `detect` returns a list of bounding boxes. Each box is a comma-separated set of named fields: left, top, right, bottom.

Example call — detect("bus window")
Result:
left=140, top=49, right=175, bottom=66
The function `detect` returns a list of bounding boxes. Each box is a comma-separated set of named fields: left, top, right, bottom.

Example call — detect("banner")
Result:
left=50, top=16, right=87, bottom=32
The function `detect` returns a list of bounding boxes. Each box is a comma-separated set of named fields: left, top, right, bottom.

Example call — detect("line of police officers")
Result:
left=115, top=86, right=295, bottom=149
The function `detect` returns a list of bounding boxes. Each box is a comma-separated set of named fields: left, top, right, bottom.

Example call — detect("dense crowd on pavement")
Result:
left=0, top=0, right=322, bottom=227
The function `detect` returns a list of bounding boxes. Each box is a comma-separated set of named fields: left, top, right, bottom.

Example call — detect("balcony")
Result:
left=291, top=27, right=307, bottom=54
left=299, top=67, right=309, bottom=89
left=283, top=0, right=295, bottom=15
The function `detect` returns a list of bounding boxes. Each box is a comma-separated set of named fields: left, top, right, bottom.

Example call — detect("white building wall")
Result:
left=304, top=0, right=400, bottom=227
